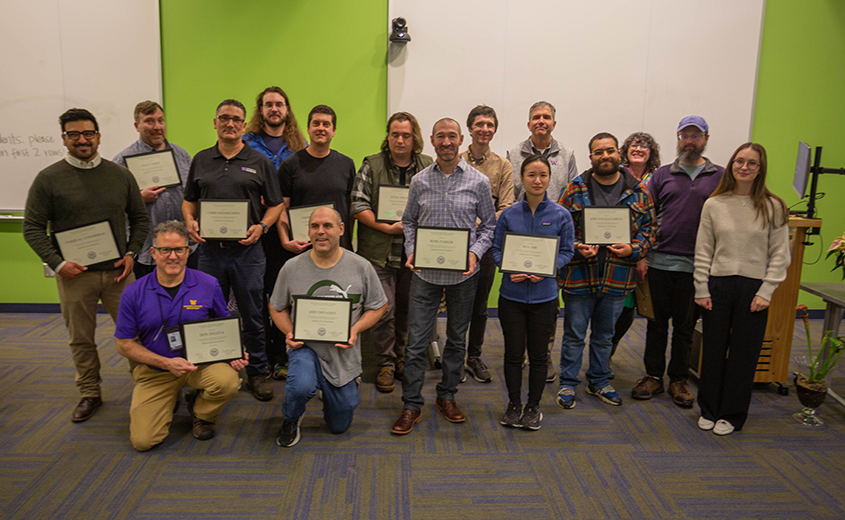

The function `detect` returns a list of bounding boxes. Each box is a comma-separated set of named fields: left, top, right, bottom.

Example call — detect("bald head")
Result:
left=309, top=206, right=342, bottom=226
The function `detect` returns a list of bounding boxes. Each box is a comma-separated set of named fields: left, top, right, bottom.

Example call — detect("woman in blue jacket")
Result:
left=492, top=155, right=575, bottom=430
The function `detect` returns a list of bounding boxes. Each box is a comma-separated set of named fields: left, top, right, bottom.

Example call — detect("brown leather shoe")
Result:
left=71, top=397, right=102, bottom=422
left=435, top=398, right=465, bottom=423
left=376, top=367, right=395, bottom=393
left=669, top=380, right=694, bottom=408
left=631, top=376, right=664, bottom=400
left=391, top=409, right=421, bottom=435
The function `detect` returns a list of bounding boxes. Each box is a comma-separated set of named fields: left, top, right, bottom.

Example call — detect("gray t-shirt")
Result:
left=270, top=250, right=387, bottom=387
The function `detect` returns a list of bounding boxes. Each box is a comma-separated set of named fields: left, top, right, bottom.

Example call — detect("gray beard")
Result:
left=678, top=143, right=706, bottom=164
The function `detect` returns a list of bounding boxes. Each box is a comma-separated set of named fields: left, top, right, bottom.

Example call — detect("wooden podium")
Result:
left=689, top=217, right=822, bottom=389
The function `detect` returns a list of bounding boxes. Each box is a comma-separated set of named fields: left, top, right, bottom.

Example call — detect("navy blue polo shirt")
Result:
left=115, top=268, right=230, bottom=364
left=184, top=141, right=283, bottom=227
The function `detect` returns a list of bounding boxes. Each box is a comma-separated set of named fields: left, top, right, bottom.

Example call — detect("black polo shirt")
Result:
left=185, top=141, right=282, bottom=227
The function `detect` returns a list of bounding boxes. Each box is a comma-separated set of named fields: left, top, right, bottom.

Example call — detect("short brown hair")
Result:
left=134, top=101, right=163, bottom=122
left=466, top=105, right=498, bottom=130
left=380, top=112, right=424, bottom=157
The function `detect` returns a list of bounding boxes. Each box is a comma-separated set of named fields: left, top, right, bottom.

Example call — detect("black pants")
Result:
left=499, top=296, right=558, bottom=407
left=467, top=250, right=497, bottom=358
left=644, top=268, right=699, bottom=382
left=262, top=230, right=294, bottom=368
left=698, top=276, right=767, bottom=430
left=611, top=305, right=636, bottom=356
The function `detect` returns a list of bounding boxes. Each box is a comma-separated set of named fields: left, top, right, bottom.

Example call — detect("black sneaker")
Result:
left=520, top=405, right=543, bottom=430
left=276, top=415, right=303, bottom=447
left=500, top=402, right=522, bottom=428
left=247, top=374, right=274, bottom=401
left=465, top=357, right=492, bottom=383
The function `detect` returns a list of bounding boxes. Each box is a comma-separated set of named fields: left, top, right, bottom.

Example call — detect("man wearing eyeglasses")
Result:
left=113, top=101, right=196, bottom=280
left=631, top=116, right=724, bottom=408
left=23, top=108, right=149, bottom=423
left=115, top=220, right=249, bottom=451
left=555, top=133, right=655, bottom=410
left=182, top=99, right=283, bottom=402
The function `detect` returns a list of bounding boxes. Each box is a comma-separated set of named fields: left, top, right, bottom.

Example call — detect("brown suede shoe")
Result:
left=71, top=396, right=102, bottom=422
left=435, top=398, right=465, bottom=423
left=391, top=409, right=421, bottom=435
left=631, top=376, right=664, bottom=400
left=669, top=380, right=694, bottom=408
left=376, top=368, right=395, bottom=393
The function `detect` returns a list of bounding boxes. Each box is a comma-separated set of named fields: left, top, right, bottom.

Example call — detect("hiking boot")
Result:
left=632, top=376, right=664, bottom=400
left=247, top=374, right=274, bottom=401
left=376, top=367, right=395, bottom=393
left=465, top=356, right=492, bottom=383
left=520, top=405, right=543, bottom=430
left=587, top=383, right=623, bottom=406
left=500, top=402, right=522, bottom=428
left=276, top=415, right=304, bottom=447
left=669, top=380, right=694, bottom=408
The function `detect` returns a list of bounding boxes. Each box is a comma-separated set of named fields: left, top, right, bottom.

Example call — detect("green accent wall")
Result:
left=1, top=0, right=842, bottom=309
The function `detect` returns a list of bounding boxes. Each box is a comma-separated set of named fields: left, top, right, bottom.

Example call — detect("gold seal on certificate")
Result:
left=292, top=297, right=352, bottom=343
left=123, top=149, right=181, bottom=189
left=376, top=185, right=409, bottom=222
left=413, top=227, right=471, bottom=272
left=54, top=220, right=120, bottom=266
left=199, top=200, right=249, bottom=239
left=500, top=233, right=560, bottom=277
left=180, top=316, right=244, bottom=364
left=288, top=203, right=335, bottom=243
left=582, top=206, right=631, bottom=245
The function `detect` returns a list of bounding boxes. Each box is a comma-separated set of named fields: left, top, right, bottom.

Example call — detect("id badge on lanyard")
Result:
left=165, top=326, right=183, bottom=351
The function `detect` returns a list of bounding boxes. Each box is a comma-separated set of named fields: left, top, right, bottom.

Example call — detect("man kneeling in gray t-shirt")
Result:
left=270, top=207, right=387, bottom=447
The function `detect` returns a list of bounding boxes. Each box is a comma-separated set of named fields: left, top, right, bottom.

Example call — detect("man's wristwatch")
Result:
left=259, top=222, right=269, bottom=234
left=125, top=251, right=138, bottom=261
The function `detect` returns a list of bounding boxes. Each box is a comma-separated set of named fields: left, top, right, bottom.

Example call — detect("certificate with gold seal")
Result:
left=582, top=206, right=631, bottom=245
left=288, top=203, right=336, bottom=243
left=180, top=316, right=244, bottom=364
left=124, top=149, right=181, bottom=190
left=413, top=226, right=471, bottom=272
left=292, top=297, right=352, bottom=343
left=376, top=185, right=409, bottom=223
left=500, top=232, right=560, bottom=277
left=53, top=220, right=120, bottom=267
left=199, top=200, right=249, bottom=240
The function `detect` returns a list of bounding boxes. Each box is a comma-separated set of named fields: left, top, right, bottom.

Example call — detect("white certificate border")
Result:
left=53, top=219, right=121, bottom=267
left=180, top=316, right=244, bottom=365
left=123, top=149, right=181, bottom=189
left=375, top=184, right=410, bottom=223
left=413, top=226, right=471, bottom=272
left=198, top=199, right=250, bottom=240
left=582, top=206, right=632, bottom=245
left=499, top=232, right=560, bottom=278
left=292, top=296, right=353, bottom=343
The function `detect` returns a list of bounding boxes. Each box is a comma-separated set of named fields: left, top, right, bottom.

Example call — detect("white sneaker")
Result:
left=697, top=416, right=715, bottom=431
left=713, top=419, right=735, bottom=436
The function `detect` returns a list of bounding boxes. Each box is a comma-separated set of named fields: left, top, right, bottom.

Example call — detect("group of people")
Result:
left=22, top=87, right=791, bottom=450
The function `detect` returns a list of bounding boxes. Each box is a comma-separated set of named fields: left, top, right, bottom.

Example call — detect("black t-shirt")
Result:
left=278, top=149, right=356, bottom=249
left=163, top=283, right=181, bottom=299
left=184, top=141, right=282, bottom=228
left=588, top=173, right=625, bottom=272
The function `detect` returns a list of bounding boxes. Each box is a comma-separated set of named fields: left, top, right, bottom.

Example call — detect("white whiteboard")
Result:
left=388, top=0, right=764, bottom=173
left=0, top=0, right=161, bottom=212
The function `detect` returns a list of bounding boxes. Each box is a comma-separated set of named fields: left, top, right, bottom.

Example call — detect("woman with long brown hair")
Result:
left=693, top=142, right=790, bottom=435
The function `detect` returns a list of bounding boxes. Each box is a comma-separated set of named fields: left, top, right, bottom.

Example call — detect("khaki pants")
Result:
left=56, top=269, right=133, bottom=398
left=130, top=363, right=240, bottom=451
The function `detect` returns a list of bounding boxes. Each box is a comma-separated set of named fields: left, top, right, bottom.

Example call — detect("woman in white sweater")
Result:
left=693, top=142, right=790, bottom=436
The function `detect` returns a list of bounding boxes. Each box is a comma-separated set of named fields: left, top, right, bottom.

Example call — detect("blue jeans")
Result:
left=283, top=347, right=359, bottom=434
left=198, top=242, right=267, bottom=376
left=559, top=291, right=626, bottom=391
left=401, top=274, right=479, bottom=411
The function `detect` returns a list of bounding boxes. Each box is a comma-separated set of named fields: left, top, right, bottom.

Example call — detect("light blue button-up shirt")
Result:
left=402, top=157, right=496, bottom=285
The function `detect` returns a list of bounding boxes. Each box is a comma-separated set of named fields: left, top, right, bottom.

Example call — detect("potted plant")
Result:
left=827, top=232, right=845, bottom=280
left=793, top=305, right=844, bottom=426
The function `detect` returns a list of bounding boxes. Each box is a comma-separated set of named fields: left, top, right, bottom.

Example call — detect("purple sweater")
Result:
left=648, top=158, right=723, bottom=256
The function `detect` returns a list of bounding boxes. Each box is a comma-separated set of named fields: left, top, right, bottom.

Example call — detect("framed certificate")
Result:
left=288, top=203, right=336, bottom=243
left=292, top=297, right=352, bottom=343
left=53, top=220, right=120, bottom=267
left=500, top=233, right=560, bottom=277
left=199, top=200, right=249, bottom=240
left=123, top=149, right=181, bottom=189
left=582, top=206, right=631, bottom=245
left=413, top=226, right=471, bottom=272
left=375, top=185, right=409, bottom=223
left=180, top=316, right=244, bottom=365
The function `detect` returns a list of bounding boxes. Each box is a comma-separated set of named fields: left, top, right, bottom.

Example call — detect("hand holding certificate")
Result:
left=54, top=220, right=120, bottom=267
left=582, top=206, right=631, bottom=245
left=412, top=227, right=471, bottom=272
left=292, top=297, right=353, bottom=345
left=500, top=233, right=560, bottom=277
left=199, top=200, right=249, bottom=240
left=376, top=185, right=409, bottom=222
left=124, top=149, right=181, bottom=190
left=180, top=317, right=245, bottom=364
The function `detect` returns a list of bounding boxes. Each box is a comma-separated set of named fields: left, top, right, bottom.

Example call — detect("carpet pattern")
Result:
left=0, top=313, right=843, bottom=519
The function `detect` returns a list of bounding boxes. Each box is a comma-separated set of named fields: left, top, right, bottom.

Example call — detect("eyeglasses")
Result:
left=63, top=131, right=98, bottom=140
left=216, top=116, right=245, bottom=125
left=732, top=158, right=760, bottom=171
left=263, top=102, right=286, bottom=109
left=153, top=246, right=190, bottom=257
left=630, top=142, right=650, bottom=150
left=591, top=148, right=618, bottom=157
left=677, top=133, right=705, bottom=142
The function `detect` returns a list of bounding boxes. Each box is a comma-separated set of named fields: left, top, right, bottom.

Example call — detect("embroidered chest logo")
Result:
left=242, top=167, right=257, bottom=174
left=183, top=299, right=203, bottom=310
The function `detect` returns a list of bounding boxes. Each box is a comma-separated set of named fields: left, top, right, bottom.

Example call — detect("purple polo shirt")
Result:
left=648, top=158, right=724, bottom=257
left=115, top=268, right=229, bottom=363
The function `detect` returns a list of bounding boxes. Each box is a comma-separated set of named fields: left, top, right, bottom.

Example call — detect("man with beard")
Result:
left=555, top=133, right=655, bottom=409
left=113, top=101, right=196, bottom=279
left=23, top=108, right=149, bottom=422
left=631, top=116, right=723, bottom=407
left=390, top=118, right=496, bottom=435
